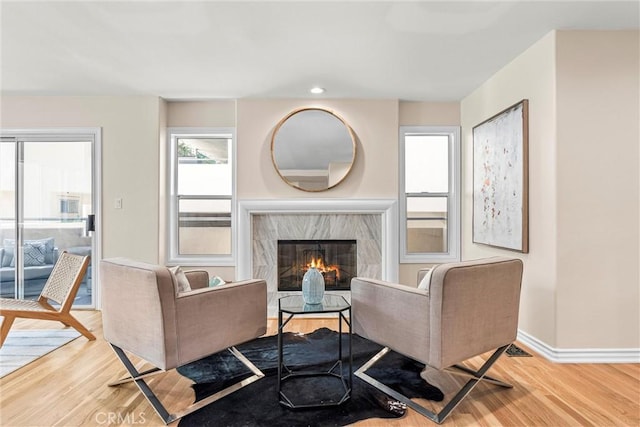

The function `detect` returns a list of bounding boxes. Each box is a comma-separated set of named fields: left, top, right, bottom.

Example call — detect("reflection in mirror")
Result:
left=271, top=108, right=356, bottom=192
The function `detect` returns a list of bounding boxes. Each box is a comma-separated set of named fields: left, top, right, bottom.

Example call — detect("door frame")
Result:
left=0, top=128, right=102, bottom=308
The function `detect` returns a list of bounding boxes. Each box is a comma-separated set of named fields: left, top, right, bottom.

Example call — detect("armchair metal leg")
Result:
left=108, top=366, right=164, bottom=386
left=109, top=344, right=265, bottom=425
left=355, top=344, right=511, bottom=424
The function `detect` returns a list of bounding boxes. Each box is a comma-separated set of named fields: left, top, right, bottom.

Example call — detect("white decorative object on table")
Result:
left=302, top=267, right=325, bottom=304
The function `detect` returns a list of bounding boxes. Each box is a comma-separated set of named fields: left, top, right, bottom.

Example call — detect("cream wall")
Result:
left=399, top=101, right=460, bottom=127
left=461, top=32, right=557, bottom=346
left=461, top=30, right=639, bottom=350
left=0, top=96, right=163, bottom=264
left=166, top=100, right=235, bottom=128
left=555, top=31, right=639, bottom=348
left=236, top=99, right=399, bottom=198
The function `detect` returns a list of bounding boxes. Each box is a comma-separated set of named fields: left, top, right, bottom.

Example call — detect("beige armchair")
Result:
left=100, top=258, right=267, bottom=424
left=351, top=257, right=523, bottom=424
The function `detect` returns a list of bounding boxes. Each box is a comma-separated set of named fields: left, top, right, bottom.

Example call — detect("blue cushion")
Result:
left=2, top=238, right=56, bottom=267
left=17, top=242, right=47, bottom=267
left=208, top=276, right=227, bottom=287
left=0, top=243, right=11, bottom=268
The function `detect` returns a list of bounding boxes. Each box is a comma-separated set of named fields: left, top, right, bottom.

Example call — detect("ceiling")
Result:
left=1, top=1, right=638, bottom=101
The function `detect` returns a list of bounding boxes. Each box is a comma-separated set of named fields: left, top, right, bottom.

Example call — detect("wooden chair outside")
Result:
left=0, top=251, right=95, bottom=347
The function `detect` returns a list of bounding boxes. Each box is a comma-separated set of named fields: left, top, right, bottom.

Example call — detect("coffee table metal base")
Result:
left=279, top=359, right=351, bottom=409
left=277, top=295, right=352, bottom=409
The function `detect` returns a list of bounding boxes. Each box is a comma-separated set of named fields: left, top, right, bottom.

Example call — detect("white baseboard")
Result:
left=517, top=329, right=640, bottom=364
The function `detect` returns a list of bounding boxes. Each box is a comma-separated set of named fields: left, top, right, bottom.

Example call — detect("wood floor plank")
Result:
left=0, top=310, right=638, bottom=426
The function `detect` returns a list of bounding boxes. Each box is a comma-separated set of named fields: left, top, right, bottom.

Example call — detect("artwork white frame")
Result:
left=472, top=100, right=529, bottom=253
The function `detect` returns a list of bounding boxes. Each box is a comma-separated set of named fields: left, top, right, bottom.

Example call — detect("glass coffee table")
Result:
left=277, top=294, right=352, bottom=409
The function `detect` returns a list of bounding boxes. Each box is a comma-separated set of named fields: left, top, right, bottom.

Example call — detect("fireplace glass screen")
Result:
left=277, top=240, right=357, bottom=291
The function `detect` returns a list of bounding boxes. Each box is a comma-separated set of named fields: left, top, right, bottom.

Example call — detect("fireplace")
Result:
left=239, top=200, right=398, bottom=316
left=277, top=239, right=357, bottom=291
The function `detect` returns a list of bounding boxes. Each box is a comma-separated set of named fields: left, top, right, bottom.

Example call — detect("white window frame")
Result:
left=399, top=126, right=460, bottom=263
left=167, top=127, right=236, bottom=266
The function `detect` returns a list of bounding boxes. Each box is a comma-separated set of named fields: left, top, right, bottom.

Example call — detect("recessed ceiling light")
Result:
left=310, top=87, right=325, bottom=94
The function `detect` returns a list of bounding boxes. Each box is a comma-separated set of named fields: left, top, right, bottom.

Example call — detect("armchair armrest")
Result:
left=184, top=270, right=209, bottom=290
left=175, top=279, right=267, bottom=365
left=351, top=277, right=430, bottom=364
left=427, top=258, right=523, bottom=369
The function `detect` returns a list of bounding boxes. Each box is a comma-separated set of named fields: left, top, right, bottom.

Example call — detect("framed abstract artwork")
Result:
left=472, top=99, right=529, bottom=253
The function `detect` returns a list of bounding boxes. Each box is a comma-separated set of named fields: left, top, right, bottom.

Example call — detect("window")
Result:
left=399, top=126, right=460, bottom=263
left=167, top=128, right=235, bottom=265
left=60, top=196, right=80, bottom=214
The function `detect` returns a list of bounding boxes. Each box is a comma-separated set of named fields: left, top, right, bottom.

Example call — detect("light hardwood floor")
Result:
left=0, top=310, right=638, bottom=427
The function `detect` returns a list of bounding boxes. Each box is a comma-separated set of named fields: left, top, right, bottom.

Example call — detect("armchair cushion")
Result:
left=169, top=266, right=191, bottom=293
left=175, top=280, right=267, bottom=363
left=417, top=266, right=435, bottom=291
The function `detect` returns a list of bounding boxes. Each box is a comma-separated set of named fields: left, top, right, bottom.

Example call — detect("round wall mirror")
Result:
left=271, top=107, right=357, bottom=192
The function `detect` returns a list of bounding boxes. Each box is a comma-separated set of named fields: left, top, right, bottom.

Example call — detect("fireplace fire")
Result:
left=277, top=239, right=357, bottom=291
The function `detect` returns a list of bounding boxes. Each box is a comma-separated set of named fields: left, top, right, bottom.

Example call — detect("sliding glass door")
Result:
left=0, top=130, right=99, bottom=308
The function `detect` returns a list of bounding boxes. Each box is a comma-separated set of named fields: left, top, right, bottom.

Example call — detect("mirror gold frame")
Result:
left=271, top=107, right=357, bottom=192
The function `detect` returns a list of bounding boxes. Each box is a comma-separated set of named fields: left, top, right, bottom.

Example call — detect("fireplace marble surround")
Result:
left=237, top=199, right=398, bottom=316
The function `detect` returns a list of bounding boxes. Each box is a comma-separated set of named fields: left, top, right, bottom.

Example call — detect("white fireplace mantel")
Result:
left=237, top=199, right=398, bottom=282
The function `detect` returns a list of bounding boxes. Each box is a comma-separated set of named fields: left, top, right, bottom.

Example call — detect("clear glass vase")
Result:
left=302, top=267, right=325, bottom=304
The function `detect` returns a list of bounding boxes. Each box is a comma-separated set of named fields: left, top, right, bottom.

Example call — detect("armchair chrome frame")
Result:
left=355, top=344, right=512, bottom=424
left=109, top=344, right=265, bottom=425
